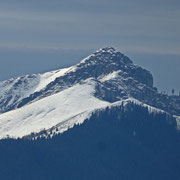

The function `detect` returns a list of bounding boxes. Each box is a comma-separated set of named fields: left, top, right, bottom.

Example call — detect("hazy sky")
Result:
left=0, top=0, right=179, bottom=94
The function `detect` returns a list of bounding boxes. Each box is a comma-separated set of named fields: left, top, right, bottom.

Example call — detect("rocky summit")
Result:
left=0, top=47, right=179, bottom=116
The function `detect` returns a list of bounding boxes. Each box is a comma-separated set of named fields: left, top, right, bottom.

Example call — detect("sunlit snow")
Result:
left=0, top=79, right=109, bottom=139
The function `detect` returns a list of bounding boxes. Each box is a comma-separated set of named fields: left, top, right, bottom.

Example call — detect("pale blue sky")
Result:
left=0, top=0, right=179, bottom=94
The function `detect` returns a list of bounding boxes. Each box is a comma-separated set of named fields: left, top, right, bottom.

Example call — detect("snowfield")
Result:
left=0, top=79, right=109, bottom=139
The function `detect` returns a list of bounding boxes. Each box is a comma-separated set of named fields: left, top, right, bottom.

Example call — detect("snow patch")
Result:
left=35, top=67, right=71, bottom=92
left=100, top=70, right=122, bottom=82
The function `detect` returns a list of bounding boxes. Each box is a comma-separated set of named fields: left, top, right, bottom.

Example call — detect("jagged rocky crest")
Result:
left=0, top=47, right=179, bottom=116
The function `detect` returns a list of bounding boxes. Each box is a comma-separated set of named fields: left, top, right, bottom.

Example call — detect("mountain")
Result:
left=0, top=47, right=179, bottom=139
left=0, top=47, right=180, bottom=180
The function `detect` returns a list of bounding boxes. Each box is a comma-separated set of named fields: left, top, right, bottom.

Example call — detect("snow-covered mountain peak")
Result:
left=0, top=46, right=179, bottom=139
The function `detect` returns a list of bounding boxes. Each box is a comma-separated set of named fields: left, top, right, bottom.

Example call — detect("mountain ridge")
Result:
left=0, top=47, right=179, bottom=139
